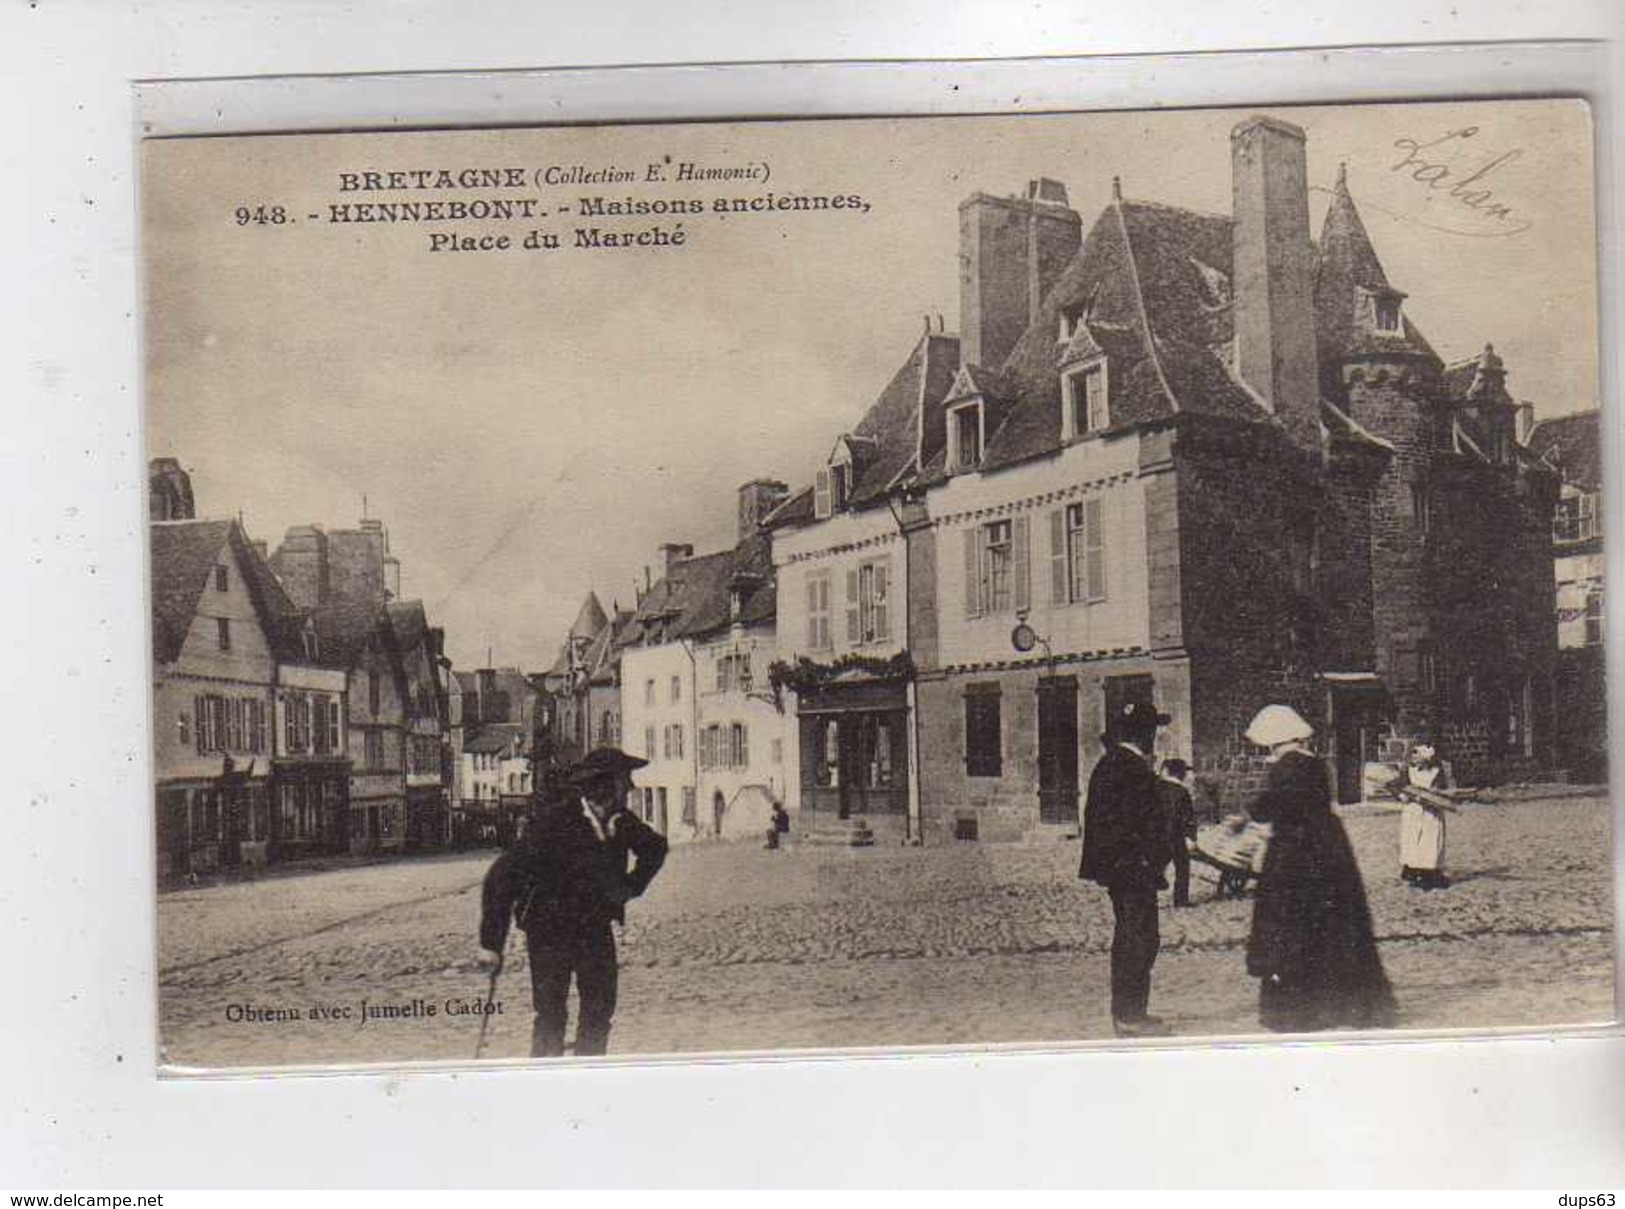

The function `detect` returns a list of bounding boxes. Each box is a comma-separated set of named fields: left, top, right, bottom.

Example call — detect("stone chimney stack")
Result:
left=660, top=542, right=694, bottom=579
left=737, top=478, right=789, bottom=541
left=269, top=525, right=329, bottom=609
left=148, top=457, right=196, bottom=521
left=958, top=177, right=1081, bottom=370
left=1231, top=116, right=1322, bottom=454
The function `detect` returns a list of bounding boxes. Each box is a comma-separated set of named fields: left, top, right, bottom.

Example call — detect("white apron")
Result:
left=1399, top=764, right=1446, bottom=870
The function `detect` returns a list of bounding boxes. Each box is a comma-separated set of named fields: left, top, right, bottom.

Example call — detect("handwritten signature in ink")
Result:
left=1389, top=127, right=1532, bottom=236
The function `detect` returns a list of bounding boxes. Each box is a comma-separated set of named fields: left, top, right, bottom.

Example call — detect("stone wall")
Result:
left=1173, top=419, right=1324, bottom=813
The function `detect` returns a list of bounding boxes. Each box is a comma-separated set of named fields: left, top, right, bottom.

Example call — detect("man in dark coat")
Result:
left=1080, top=700, right=1173, bottom=1036
left=478, top=748, right=668, bottom=1057
left=1156, top=758, right=1198, bottom=908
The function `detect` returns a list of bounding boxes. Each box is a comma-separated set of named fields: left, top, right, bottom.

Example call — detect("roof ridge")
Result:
left=1119, top=196, right=1234, bottom=225
left=1111, top=199, right=1182, bottom=415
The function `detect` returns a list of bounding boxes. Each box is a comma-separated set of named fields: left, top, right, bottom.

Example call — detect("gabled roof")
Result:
left=612, top=532, right=776, bottom=650
left=961, top=198, right=1269, bottom=476
left=849, top=331, right=959, bottom=506
left=310, top=599, right=388, bottom=671
left=150, top=519, right=307, bottom=665
left=675, top=531, right=776, bottom=640
left=1528, top=409, right=1602, bottom=491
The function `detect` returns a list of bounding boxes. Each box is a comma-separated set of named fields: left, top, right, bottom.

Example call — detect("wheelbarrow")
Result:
left=1189, top=820, right=1271, bottom=900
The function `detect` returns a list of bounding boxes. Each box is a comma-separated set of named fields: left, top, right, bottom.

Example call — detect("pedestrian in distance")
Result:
left=477, top=747, right=668, bottom=1058
left=1399, top=742, right=1453, bottom=890
left=1080, top=699, right=1175, bottom=1038
left=1241, top=704, right=1397, bottom=1034
left=1157, top=757, right=1198, bottom=908
left=765, top=801, right=790, bottom=850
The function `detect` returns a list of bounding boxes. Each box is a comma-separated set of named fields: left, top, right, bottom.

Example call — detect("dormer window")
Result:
left=947, top=401, right=984, bottom=471
left=1062, top=362, right=1109, bottom=440
left=814, top=462, right=848, bottom=519
left=1373, top=293, right=1402, bottom=334
left=1058, top=308, right=1082, bottom=342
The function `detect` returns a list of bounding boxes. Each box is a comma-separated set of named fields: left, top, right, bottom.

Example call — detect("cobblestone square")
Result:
left=158, top=791, right=1616, bottom=1068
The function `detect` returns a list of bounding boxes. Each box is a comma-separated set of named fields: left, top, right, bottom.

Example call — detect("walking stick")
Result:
left=473, top=928, right=511, bottom=1060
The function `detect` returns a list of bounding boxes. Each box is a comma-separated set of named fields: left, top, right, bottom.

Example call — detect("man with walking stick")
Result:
left=476, top=748, right=668, bottom=1058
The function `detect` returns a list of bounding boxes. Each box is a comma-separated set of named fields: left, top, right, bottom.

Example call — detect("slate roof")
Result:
left=310, top=600, right=388, bottom=671
left=850, top=332, right=959, bottom=505
left=547, top=592, right=616, bottom=677
left=774, top=166, right=1461, bottom=525
left=464, top=723, right=529, bottom=756
left=150, top=519, right=307, bottom=665
left=674, top=531, right=776, bottom=640
left=1528, top=409, right=1602, bottom=491
left=386, top=599, right=447, bottom=721
left=1315, top=167, right=1437, bottom=370
left=610, top=532, right=776, bottom=652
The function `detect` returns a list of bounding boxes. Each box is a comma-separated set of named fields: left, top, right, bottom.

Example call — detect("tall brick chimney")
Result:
left=958, top=178, right=1081, bottom=370
left=737, top=479, right=789, bottom=541
left=1231, top=116, right=1322, bottom=454
left=660, top=542, right=694, bottom=579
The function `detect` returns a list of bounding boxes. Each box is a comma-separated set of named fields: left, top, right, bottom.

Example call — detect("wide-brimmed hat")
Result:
left=1244, top=703, right=1314, bottom=748
left=562, top=747, right=649, bottom=787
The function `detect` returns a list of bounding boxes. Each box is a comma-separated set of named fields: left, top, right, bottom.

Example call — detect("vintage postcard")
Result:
left=142, top=98, right=1614, bottom=1070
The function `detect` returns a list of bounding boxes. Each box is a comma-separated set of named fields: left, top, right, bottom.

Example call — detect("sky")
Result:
left=142, top=99, right=1599, bottom=672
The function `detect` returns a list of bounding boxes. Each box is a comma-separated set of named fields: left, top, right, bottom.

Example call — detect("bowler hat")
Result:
left=563, top=747, right=649, bottom=786
left=1116, top=701, right=1172, bottom=731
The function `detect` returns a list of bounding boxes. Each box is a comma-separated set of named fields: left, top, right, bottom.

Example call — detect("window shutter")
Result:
left=814, top=469, right=831, bottom=518
left=1049, top=509, right=1069, bottom=605
left=873, top=561, right=889, bottom=640
left=845, top=567, right=860, bottom=645
left=1013, top=514, right=1031, bottom=612
left=1085, top=497, right=1106, bottom=601
left=194, top=694, right=205, bottom=753
left=963, top=528, right=981, bottom=618
left=805, top=575, right=819, bottom=649
left=741, top=725, right=750, bottom=768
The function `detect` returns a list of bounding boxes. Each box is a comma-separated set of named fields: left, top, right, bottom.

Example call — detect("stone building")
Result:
left=768, top=115, right=1559, bottom=841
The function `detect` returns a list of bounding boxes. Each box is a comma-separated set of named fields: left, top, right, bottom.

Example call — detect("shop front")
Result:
left=796, top=677, right=910, bottom=842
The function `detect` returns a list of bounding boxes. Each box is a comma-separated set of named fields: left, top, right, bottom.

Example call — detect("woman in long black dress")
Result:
left=1241, top=705, right=1397, bottom=1033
